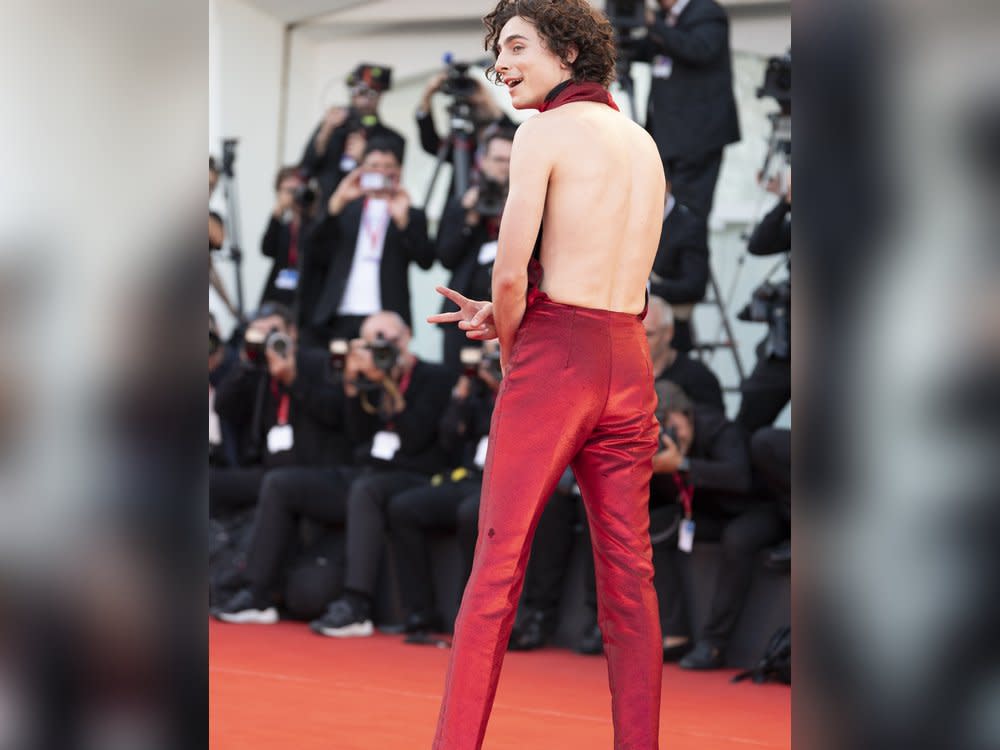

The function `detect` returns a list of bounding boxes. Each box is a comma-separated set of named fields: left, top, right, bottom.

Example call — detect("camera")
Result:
left=661, top=423, right=680, bottom=447
left=244, top=327, right=292, bottom=368
left=757, top=53, right=791, bottom=109
left=441, top=56, right=478, bottom=100
left=737, top=279, right=791, bottom=360
left=606, top=0, right=646, bottom=29
left=293, top=181, right=317, bottom=209
left=475, top=176, right=508, bottom=218
left=329, top=338, right=349, bottom=379
left=459, top=346, right=483, bottom=379
left=367, top=333, right=400, bottom=374
left=482, top=348, right=503, bottom=382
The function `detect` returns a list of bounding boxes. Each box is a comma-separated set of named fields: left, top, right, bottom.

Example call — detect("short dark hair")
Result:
left=252, top=302, right=294, bottom=327
left=363, top=137, right=403, bottom=165
left=483, top=0, right=618, bottom=88
left=482, top=125, right=516, bottom=154
left=654, top=380, right=694, bottom=423
left=273, top=165, right=301, bottom=192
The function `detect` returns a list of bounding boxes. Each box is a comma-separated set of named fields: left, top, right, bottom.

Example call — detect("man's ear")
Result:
left=564, top=44, right=579, bottom=67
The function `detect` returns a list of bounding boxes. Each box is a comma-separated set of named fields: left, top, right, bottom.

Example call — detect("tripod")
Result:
left=216, top=138, right=247, bottom=320
left=422, top=99, right=477, bottom=207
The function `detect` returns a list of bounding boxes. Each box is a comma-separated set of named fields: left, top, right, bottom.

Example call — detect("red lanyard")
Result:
left=288, top=220, right=299, bottom=267
left=270, top=380, right=291, bottom=426
left=671, top=471, right=694, bottom=519
left=385, top=365, right=415, bottom=432
left=362, top=198, right=389, bottom=255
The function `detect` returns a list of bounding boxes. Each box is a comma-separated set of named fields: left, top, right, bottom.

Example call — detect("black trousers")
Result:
left=656, top=498, right=785, bottom=646
left=736, top=342, right=791, bottom=433
left=245, top=466, right=358, bottom=598
left=751, top=427, right=791, bottom=522
left=209, top=466, right=265, bottom=519
left=342, top=468, right=429, bottom=598
left=386, top=478, right=482, bottom=616
left=665, top=149, right=724, bottom=220
left=520, top=491, right=585, bottom=618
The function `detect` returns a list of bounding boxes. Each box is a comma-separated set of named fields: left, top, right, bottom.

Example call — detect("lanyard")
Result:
left=671, top=471, right=694, bottom=520
left=362, top=198, right=389, bottom=256
left=385, top=364, right=415, bottom=432
left=270, top=380, right=291, bottom=426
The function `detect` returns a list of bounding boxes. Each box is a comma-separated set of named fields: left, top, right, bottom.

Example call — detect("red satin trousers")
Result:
left=433, top=293, right=662, bottom=749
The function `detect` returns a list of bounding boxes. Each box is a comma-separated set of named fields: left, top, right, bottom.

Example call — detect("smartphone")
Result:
left=360, top=171, right=390, bottom=192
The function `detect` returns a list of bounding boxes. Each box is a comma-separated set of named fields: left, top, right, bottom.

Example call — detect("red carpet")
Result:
left=210, top=619, right=789, bottom=749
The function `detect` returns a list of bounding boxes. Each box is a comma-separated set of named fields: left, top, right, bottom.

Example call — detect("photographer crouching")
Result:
left=434, top=127, right=515, bottom=373
left=385, top=340, right=503, bottom=636
left=308, top=311, right=456, bottom=638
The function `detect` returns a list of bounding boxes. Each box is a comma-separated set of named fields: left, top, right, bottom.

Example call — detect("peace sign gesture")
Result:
left=427, top=286, right=496, bottom=341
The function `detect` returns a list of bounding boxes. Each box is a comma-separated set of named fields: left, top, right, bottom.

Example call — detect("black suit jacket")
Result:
left=435, top=195, right=498, bottom=314
left=638, top=0, right=741, bottom=160
left=650, top=201, right=709, bottom=352
left=213, top=346, right=352, bottom=468
left=258, top=215, right=301, bottom=308
left=302, top=198, right=434, bottom=329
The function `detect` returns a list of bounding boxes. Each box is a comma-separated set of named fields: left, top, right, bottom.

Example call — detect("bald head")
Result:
left=361, top=311, right=410, bottom=344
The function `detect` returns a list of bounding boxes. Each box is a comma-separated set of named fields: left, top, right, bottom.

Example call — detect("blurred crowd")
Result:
left=208, top=0, right=791, bottom=674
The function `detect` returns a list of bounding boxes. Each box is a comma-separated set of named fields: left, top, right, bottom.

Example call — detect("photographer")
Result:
left=308, top=311, right=456, bottom=638
left=637, top=0, right=741, bottom=219
left=209, top=303, right=353, bottom=519
left=299, top=139, right=434, bottom=347
left=209, top=313, right=240, bottom=468
left=736, top=171, right=792, bottom=433
left=299, top=63, right=406, bottom=200
left=415, top=66, right=515, bottom=200
left=258, top=166, right=316, bottom=309
left=646, top=295, right=724, bottom=412
left=434, top=127, right=514, bottom=372
left=385, top=340, right=503, bottom=634
left=649, top=180, right=710, bottom=352
left=644, top=382, right=784, bottom=669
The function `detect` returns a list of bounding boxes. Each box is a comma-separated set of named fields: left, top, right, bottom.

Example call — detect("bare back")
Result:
left=532, top=102, right=665, bottom=314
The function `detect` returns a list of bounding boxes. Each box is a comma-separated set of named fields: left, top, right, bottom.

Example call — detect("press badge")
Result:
left=477, top=240, right=498, bottom=266
left=371, top=430, right=401, bottom=461
left=652, top=55, right=673, bottom=80
left=267, top=424, right=294, bottom=454
left=275, top=268, right=299, bottom=290
left=474, top=436, right=489, bottom=469
left=678, top=519, right=696, bottom=554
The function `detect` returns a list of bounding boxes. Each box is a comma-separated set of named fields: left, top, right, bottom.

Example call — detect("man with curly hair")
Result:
left=428, top=1, right=666, bottom=747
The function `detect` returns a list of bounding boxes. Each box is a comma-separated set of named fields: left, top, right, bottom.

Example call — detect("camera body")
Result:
left=360, top=172, right=392, bottom=192
left=243, top=327, right=292, bottom=368
left=475, top=176, right=508, bottom=218
left=442, top=59, right=477, bottom=100
left=460, top=345, right=503, bottom=384
left=757, top=53, right=791, bottom=109
left=737, top=279, right=791, bottom=360
left=367, top=333, right=400, bottom=375
left=293, top=181, right=317, bottom=209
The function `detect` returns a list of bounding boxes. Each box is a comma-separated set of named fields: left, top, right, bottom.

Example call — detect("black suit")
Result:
left=258, top=216, right=302, bottom=309
left=300, top=198, right=434, bottom=344
left=650, top=200, right=709, bottom=352
left=638, top=0, right=741, bottom=217
left=434, top=196, right=500, bottom=372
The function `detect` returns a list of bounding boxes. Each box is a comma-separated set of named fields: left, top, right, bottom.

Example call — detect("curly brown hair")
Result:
left=483, top=0, right=618, bottom=88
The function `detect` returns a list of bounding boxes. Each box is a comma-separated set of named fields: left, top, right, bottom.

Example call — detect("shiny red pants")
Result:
left=433, top=294, right=662, bottom=749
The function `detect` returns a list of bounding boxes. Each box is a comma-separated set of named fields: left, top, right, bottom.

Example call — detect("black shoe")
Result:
left=678, top=640, right=725, bottom=670
left=309, top=597, right=374, bottom=638
left=508, top=610, right=555, bottom=651
left=403, top=611, right=444, bottom=634
left=211, top=588, right=278, bottom=624
left=575, top=622, right=603, bottom=655
left=662, top=638, right=692, bottom=662
left=764, top=539, right=791, bottom=572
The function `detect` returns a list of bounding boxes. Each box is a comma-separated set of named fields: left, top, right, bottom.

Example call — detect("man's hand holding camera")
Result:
left=328, top=168, right=365, bottom=215
left=654, top=429, right=687, bottom=474
left=265, top=336, right=296, bottom=387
